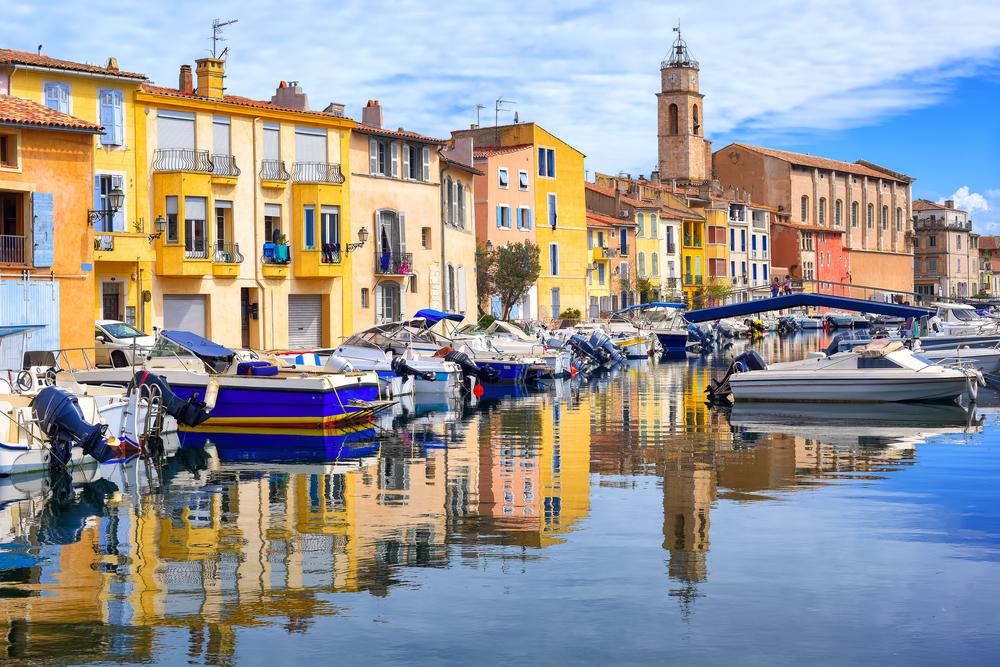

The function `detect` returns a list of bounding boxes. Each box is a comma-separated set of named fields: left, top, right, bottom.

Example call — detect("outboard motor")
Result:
left=444, top=350, right=500, bottom=384
left=588, top=331, right=615, bottom=364
left=30, top=386, right=118, bottom=465
left=599, top=339, right=625, bottom=364
left=706, top=350, right=768, bottom=404
left=391, top=354, right=436, bottom=382
left=687, top=322, right=710, bottom=349
left=325, top=355, right=355, bottom=373
left=131, top=371, right=213, bottom=428
left=566, top=334, right=601, bottom=363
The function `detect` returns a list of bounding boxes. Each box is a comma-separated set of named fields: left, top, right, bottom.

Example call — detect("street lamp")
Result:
left=485, top=240, right=494, bottom=252
left=147, top=215, right=167, bottom=243
left=88, top=187, right=124, bottom=227
left=345, top=226, right=369, bottom=255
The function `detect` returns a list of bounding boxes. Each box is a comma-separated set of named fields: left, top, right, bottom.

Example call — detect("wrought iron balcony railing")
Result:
left=213, top=241, right=244, bottom=264
left=152, top=148, right=213, bottom=173
left=185, top=242, right=209, bottom=260
left=259, top=159, right=291, bottom=181
left=0, top=235, right=25, bottom=264
left=320, top=244, right=342, bottom=264
left=94, top=234, right=114, bottom=251
left=600, top=246, right=619, bottom=259
left=375, top=251, right=413, bottom=275
left=293, top=162, right=345, bottom=184
left=211, top=154, right=241, bottom=177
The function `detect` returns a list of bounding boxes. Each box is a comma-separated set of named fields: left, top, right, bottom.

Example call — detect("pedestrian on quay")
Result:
left=771, top=279, right=780, bottom=298
left=782, top=276, right=792, bottom=295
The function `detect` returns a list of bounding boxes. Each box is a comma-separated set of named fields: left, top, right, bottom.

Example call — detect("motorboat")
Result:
left=715, top=317, right=751, bottom=338
left=824, top=311, right=870, bottom=329
left=70, top=330, right=388, bottom=429
left=824, top=331, right=1000, bottom=375
left=928, top=302, right=1000, bottom=336
left=611, top=302, right=692, bottom=354
left=470, top=320, right=573, bottom=377
left=708, top=340, right=983, bottom=404
left=790, top=311, right=824, bottom=330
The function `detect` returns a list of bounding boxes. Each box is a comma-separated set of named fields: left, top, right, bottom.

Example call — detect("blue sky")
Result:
left=6, top=0, right=1000, bottom=228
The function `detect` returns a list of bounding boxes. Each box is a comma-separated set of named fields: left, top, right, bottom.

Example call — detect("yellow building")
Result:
left=634, top=202, right=663, bottom=300
left=703, top=203, right=729, bottom=301
left=681, top=211, right=706, bottom=304
left=454, top=123, right=588, bottom=320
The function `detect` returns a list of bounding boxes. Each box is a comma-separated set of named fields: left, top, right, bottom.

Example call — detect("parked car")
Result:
left=94, top=320, right=155, bottom=367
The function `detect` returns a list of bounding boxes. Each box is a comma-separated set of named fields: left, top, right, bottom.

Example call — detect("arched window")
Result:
left=881, top=205, right=888, bottom=229
left=800, top=195, right=809, bottom=223
left=638, top=252, right=646, bottom=277
left=867, top=204, right=874, bottom=228
left=818, top=197, right=826, bottom=225
left=668, top=104, right=679, bottom=135
left=692, top=104, right=700, bottom=135
left=834, top=199, right=843, bottom=227
left=376, top=281, right=402, bottom=324
left=851, top=201, right=859, bottom=227
left=895, top=207, right=902, bottom=231
left=651, top=252, right=659, bottom=276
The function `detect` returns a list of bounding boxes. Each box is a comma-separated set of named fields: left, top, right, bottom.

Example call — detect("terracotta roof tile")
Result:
left=0, top=48, right=146, bottom=80
left=140, top=84, right=353, bottom=121
left=912, top=198, right=951, bottom=212
left=727, top=143, right=912, bottom=182
left=353, top=124, right=445, bottom=143
left=440, top=156, right=483, bottom=176
left=586, top=210, right=636, bottom=228
left=472, top=143, right=533, bottom=158
left=978, top=236, right=1000, bottom=250
left=584, top=182, right=655, bottom=209
left=0, top=95, right=101, bottom=132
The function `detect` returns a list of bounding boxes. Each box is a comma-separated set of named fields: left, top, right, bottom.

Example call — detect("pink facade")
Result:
left=471, top=144, right=536, bottom=249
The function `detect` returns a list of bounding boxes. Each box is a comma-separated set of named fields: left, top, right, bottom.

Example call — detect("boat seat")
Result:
left=236, top=361, right=279, bottom=376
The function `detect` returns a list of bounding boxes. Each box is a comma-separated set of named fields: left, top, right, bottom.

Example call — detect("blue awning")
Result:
left=413, top=309, right=465, bottom=325
left=161, top=330, right=235, bottom=359
left=683, top=293, right=932, bottom=323
left=0, top=325, right=44, bottom=339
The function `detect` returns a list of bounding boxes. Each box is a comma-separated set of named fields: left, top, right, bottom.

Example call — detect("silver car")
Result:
left=95, top=320, right=155, bottom=368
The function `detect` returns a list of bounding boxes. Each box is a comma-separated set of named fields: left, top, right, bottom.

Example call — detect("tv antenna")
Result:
left=475, top=104, right=485, bottom=126
left=212, top=18, right=238, bottom=58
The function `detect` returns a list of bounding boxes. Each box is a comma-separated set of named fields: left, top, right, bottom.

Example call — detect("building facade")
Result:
left=978, top=236, right=1000, bottom=297
left=912, top=198, right=979, bottom=299
left=656, top=29, right=711, bottom=183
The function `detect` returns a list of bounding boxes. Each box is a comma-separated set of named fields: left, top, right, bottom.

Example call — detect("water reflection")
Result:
left=0, top=332, right=993, bottom=664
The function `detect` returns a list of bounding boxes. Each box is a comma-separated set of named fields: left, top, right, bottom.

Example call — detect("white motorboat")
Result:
left=790, top=311, right=824, bottom=330
left=928, top=302, right=1000, bottom=336
left=709, top=341, right=983, bottom=404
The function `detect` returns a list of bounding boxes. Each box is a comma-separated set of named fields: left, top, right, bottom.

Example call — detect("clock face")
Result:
left=667, top=73, right=678, bottom=85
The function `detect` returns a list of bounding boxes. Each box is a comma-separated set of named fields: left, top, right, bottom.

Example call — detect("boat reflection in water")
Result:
left=179, top=425, right=382, bottom=465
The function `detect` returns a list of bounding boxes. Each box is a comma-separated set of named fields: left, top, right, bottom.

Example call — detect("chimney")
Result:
left=323, top=102, right=345, bottom=117
left=106, top=56, right=119, bottom=71
left=179, top=64, right=193, bottom=95
left=271, top=80, right=310, bottom=111
left=195, top=57, right=225, bottom=99
left=945, top=199, right=955, bottom=209
left=443, top=136, right=474, bottom=167
left=362, top=99, right=383, bottom=128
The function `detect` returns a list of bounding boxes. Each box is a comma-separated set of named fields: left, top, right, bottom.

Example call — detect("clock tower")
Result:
left=657, top=27, right=710, bottom=183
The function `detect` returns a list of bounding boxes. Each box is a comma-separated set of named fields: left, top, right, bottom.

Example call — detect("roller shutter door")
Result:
left=288, top=294, right=322, bottom=348
left=163, top=295, right=206, bottom=337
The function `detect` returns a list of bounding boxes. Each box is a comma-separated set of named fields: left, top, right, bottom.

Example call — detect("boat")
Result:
left=472, top=320, right=573, bottom=378
left=824, top=331, right=1000, bottom=375
left=824, top=311, right=870, bottom=329
left=790, top=311, right=824, bottom=329
left=610, top=302, right=692, bottom=354
left=71, top=330, right=388, bottom=429
left=928, top=302, right=1000, bottom=336
left=708, top=340, right=983, bottom=404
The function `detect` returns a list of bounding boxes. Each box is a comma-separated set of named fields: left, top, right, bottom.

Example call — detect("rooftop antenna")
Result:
left=211, top=18, right=238, bottom=59
left=475, top=104, right=485, bottom=126
left=495, top=98, right=516, bottom=144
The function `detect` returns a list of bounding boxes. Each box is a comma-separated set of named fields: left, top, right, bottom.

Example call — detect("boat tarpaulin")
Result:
left=413, top=309, right=465, bottom=325
left=161, top=330, right=235, bottom=362
left=684, top=293, right=932, bottom=323
left=0, top=325, right=44, bottom=338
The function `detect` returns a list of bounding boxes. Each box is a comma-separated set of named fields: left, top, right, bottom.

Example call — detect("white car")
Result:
left=95, top=320, right=155, bottom=367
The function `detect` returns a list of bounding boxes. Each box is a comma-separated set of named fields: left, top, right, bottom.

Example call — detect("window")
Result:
left=709, top=258, right=726, bottom=277
left=834, top=199, right=843, bottom=227
left=44, top=82, right=70, bottom=113
left=619, top=228, right=629, bottom=254
left=752, top=263, right=758, bottom=281
left=763, top=264, right=769, bottom=281
left=550, top=288, right=561, bottom=318
left=498, top=168, right=509, bottom=189
left=638, top=252, right=646, bottom=277
left=538, top=148, right=556, bottom=178
left=729, top=227, right=735, bottom=251
left=801, top=195, right=809, bottom=223
left=421, top=226, right=431, bottom=249
left=730, top=260, right=736, bottom=277
left=165, top=196, right=178, bottom=243
left=668, top=103, right=679, bottom=134
left=929, top=235, right=937, bottom=248
left=895, top=207, right=903, bottom=231
left=818, top=198, right=826, bottom=225
left=158, top=110, right=195, bottom=151
left=410, top=274, right=418, bottom=293
left=692, top=104, right=700, bottom=135
left=519, top=170, right=528, bottom=190
left=598, top=263, right=606, bottom=285
left=455, top=181, right=465, bottom=228
left=361, top=287, right=370, bottom=309
left=762, top=236, right=768, bottom=252
left=214, top=200, right=233, bottom=250
left=549, top=243, right=559, bottom=275
left=213, top=116, right=231, bottom=156
left=867, top=204, right=874, bottom=228
left=94, top=173, right=125, bottom=232
left=264, top=203, right=282, bottom=241
left=402, top=143, right=428, bottom=181
left=184, top=196, right=207, bottom=258
left=303, top=205, right=316, bottom=249
left=913, top=237, right=919, bottom=249
left=496, top=205, right=512, bottom=228
left=263, top=122, right=280, bottom=160
left=369, top=138, right=399, bottom=177
left=320, top=206, right=340, bottom=257
left=295, top=125, right=328, bottom=171
left=518, top=206, right=532, bottom=230
left=707, top=225, right=725, bottom=244
left=741, top=229, right=746, bottom=252
left=649, top=213, right=657, bottom=239
left=928, top=258, right=937, bottom=274
left=637, top=213, right=645, bottom=237
left=881, top=205, right=888, bottom=230
left=851, top=201, right=859, bottom=227
left=957, top=258, right=962, bottom=273
left=0, top=133, right=17, bottom=168
left=548, top=193, right=557, bottom=228
left=98, top=89, right=124, bottom=146
left=651, top=252, right=659, bottom=276
left=956, top=235, right=962, bottom=250
left=801, top=231, right=814, bottom=251
left=803, top=261, right=815, bottom=280
left=588, top=230, right=594, bottom=249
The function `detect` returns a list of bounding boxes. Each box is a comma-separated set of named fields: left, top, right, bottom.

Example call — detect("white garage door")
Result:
left=163, top=295, right=207, bottom=337
left=288, top=294, right=322, bottom=348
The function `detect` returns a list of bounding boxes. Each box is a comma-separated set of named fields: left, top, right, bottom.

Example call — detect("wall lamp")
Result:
left=87, top=187, right=124, bottom=226
left=148, top=215, right=167, bottom=243
left=345, top=226, right=369, bottom=255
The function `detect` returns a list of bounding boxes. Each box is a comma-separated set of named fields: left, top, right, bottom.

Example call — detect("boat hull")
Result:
left=654, top=331, right=689, bottom=354
left=729, top=372, right=971, bottom=403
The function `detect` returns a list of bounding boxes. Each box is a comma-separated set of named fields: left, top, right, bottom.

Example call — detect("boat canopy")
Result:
left=0, top=325, right=44, bottom=338
left=616, top=302, right=685, bottom=312
left=412, top=309, right=465, bottom=325
left=160, top=330, right=235, bottom=364
left=684, top=293, right=932, bottom=323
left=931, top=302, right=976, bottom=311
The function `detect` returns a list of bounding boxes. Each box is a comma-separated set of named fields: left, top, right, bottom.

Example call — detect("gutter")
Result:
left=0, top=121, right=101, bottom=135
left=10, top=63, right=148, bottom=84
left=437, top=148, right=448, bottom=311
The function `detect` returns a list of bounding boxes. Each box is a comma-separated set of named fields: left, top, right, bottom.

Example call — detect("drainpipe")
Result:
left=438, top=150, right=448, bottom=312
left=252, top=117, right=269, bottom=349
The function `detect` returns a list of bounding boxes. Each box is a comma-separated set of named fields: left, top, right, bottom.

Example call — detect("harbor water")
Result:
left=2, top=332, right=999, bottom=665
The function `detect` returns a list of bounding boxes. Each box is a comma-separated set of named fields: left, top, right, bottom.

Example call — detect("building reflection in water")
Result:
left=0, top=334, right=981, bottom=662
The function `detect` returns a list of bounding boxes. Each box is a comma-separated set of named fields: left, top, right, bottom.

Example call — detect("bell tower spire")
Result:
left=656, top=23, right=711, bottom=183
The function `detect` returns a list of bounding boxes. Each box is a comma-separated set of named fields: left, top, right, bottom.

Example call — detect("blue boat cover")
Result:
left=683, top=293, right=932, bottom=323
left=616, top=302, right=686, bottom=312
left=413, top=308, right=465, bottom=324
left=161, top=330, right=235, bottom=359
left=0, top=325, right=44, bottom=338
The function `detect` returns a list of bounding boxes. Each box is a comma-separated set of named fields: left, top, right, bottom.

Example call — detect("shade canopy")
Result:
left=412, top=309, right=465, bottom=325
left=161, top=330, right=235, bottom=362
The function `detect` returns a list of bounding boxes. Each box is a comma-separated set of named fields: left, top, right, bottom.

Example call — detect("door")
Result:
left=163, top=295, right=207, bottom=337
left=240, top=287, right=251, bottom=348
left=102, top=281, right=123, bottom=320
left=288, top=294, right=323, bottom=348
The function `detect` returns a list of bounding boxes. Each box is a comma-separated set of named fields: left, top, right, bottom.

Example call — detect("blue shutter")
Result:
left=496, top=205, right=502, bottom=228
left=538, top=147, right=545, bottom=176
left=99, top=91, right=112, bottom=145
left=32, top=192, right=54, bottom=268
left=730, top=228, right=735, bottom=251
left=94, top=174, right=103, bottom=216
left=111, top=175, right=125, bottom=231
left=547, top=149, right=555, bottom=178
left=763, top=236, right=768, bottom=251
left=527, top=208, right=532, bottom=229
left=112, top=90, right=124, bottom=145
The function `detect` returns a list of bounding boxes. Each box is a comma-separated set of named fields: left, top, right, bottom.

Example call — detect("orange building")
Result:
left=0, top=96, right=101, bottom=366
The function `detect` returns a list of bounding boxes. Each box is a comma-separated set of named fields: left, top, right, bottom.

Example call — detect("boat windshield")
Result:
left=951, top=309, right=980, bottom=322
left=149, top=336, right=197, bottom=359
left=101, top=322, right=146, bottom=338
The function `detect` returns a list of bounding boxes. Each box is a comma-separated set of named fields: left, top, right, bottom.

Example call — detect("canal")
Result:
left=2, top=332, right=999, bottom=665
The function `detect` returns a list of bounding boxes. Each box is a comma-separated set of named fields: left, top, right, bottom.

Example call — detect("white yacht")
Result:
left=928, top=302, right=1000, bottom=336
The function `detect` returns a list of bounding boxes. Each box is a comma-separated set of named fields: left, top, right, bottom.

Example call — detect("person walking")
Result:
left=782, top=276, right=792, bottom=295
left=771, top=279, right=780, bottom=298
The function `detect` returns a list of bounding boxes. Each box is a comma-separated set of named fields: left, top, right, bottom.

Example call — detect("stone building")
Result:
left=656, top=28, right=711, bottom=184
left=912, top=199, right=979, bottom=299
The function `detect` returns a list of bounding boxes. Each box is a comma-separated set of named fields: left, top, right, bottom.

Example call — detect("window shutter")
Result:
left=458, top=265, right=467, bottom=311
left=398, top=212, right=406, bottom=254
left=547, top=149, right=555, bottom=178
left=538, top=147, right=545, bottom=176
left=31, top=192, right=54, bottom=268
left=374, top=285, right=384, bottom=323
left=99, top=91, right=114, bottom=145
left=444, top=265, right=452, bottom=311
left=369, top=139, right=378, bottom=174
left=457, top=184, right=465, bottom=227
left=451, top=180, right=459, bottom=223
left=112, top=175, right=125, bottom=231
left=111, top=90, right=124, bottom=145
left=390, top=142, right=399, bottom=177
left=93, top=174, right=103, bottom=214
left=496, top=205, right=502, bottom=228
left=402, top=143, right=410, bottom=179
left=421, top=146, right=430, bottom=181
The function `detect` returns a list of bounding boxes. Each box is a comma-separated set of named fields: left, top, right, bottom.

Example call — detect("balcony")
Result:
left=914, top=217, right=972, bottom=231
left=260, top=159, right=291, bottom=187
left=211, top=154, right=241, bottom=184
left=185, top=243, right=209, bottom=260
left=94, top=233, right=154, bottom=263
left=262, top=242, right=291, bottom=278
left=375, top=251, right=413, bottom=276
left=600, top=246, right=620, bottom=259
left=751, top=215, right=767, bottom=230
left=0, top=235, right=26, bottom=264
left=155, top=243, right=212, bottom=277
left=152, top=148, right=213, bottom=173
left=294, top=244, right=344, bottom=278
left=292, top=162, right=345, bottom=184
left=683, top=234, right=702, bottom=248
left=684, top=274, right=704, bottom=286
left=212, top=241, right=243, bottom=277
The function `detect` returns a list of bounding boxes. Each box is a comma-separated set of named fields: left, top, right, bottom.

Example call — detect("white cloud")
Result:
left=4, top=0, right=1000, bottom=177
left=940, top=186, right=990, bottom=214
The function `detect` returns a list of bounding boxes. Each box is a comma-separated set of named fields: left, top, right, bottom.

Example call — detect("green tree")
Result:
left=493, top=241, right=541, bottom=320
left=475, top=242, right=496, bottom=316
left=704, top=278, right=732, bottom=305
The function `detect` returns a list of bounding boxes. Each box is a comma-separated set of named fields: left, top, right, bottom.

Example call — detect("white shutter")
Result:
left=458, top=266, right=467, bottom=311
left=369, top=139, right=378, bottom=174
left=398, top=212, right=406, bottom=254
left=444, top=264, right=452, bottom=310
left=374, top=285, right=384, bottom=324
left=400, top=284, right=407, bottom=321
left=390, top=142, right=399, bottom=177
left=185, top=197, right=207, bottom=220
left=213, top=116, right=230, bottom=155
left=421, top=146, right=430, bottom=181
left=402, top=143, right=410, bottom=179
left=263, top=123, right=280, bottom=160
left=295, top=127, right=327, bottom=162
left=157, top=110, right=195, bottom=150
